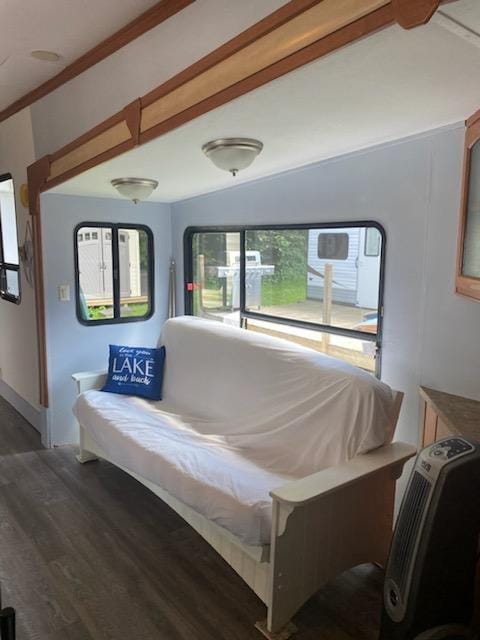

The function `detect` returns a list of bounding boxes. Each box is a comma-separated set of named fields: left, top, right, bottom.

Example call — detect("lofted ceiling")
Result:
left=50, top=0, right=480, bottom=204
left=0, top=0, right=162, bottom=111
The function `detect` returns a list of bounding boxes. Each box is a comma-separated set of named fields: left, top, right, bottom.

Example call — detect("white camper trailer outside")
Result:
left=307, top=227, right=381, bottom=311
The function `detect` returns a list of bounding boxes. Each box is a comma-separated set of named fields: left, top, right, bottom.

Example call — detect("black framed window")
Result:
left=364, top=226, right=381, bottom=257
left=75, top=222, right=154, bottom=325
left=317, top=233, right=349, bottom=260
left=184, top=222, right=386, bottom=376
left=0, top=174, right=21, bottom=304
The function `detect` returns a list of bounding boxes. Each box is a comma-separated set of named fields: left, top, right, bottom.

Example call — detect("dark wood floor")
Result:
left=0, top=395, right=383, bottom=640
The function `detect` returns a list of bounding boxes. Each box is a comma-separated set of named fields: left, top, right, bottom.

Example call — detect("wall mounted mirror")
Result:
left=457, top=111, right=480, bottom=301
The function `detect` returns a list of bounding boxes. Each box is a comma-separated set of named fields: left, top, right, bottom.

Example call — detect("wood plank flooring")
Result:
left=0, top=396, right=383, bottom=639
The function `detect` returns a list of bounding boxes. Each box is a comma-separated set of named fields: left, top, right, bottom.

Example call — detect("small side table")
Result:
left=419, top=386, right=480, bottom=448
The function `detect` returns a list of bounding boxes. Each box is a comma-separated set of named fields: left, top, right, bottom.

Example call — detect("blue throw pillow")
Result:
left=102, top=344, right=166, bottom=400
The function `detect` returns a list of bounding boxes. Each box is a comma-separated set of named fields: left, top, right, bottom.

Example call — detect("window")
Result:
left=185, top=223, right=385, bottom=375
left=0, top=174, right=20, bottom=304
left=317, top=233, right=349, bottom=260
left=364, top=227, right=381, bottom=257
left=75, top=223, right=154, bottom=325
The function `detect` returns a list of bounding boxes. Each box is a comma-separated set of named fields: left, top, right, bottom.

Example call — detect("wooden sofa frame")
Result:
left=73, top=371, right=416, bottom=639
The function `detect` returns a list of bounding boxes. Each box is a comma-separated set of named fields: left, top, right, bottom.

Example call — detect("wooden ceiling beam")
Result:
left=392, top=0, right=441, bottom=29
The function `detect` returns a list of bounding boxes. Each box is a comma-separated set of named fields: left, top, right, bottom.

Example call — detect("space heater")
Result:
left=0, top=586, right=15, bottom=640
left=380, top=437, right=480, bottom=640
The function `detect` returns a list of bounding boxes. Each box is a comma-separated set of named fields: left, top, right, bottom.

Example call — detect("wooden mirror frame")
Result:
left=456, top=109, right=480, bottom=302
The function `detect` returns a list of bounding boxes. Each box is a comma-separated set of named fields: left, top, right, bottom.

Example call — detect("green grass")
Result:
left=261, top=278, right=307, bottom=306
left=88, top=305, right=113, bottom=320
left=87, top=302, right=149, bottom=320
left=192, top=277, right=307, bottom=314
left=123, top=303, right=149, bottom=317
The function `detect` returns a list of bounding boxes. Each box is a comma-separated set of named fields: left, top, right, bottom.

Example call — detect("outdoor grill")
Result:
left=216, top=251, right=274, bottom=309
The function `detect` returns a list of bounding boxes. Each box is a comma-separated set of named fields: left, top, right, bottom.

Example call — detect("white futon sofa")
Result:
left=73, top=316, right=415, bottom=638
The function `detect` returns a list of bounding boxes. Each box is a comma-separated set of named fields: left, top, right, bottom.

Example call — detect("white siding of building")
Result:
left=307, top=228, right=360, bottom=305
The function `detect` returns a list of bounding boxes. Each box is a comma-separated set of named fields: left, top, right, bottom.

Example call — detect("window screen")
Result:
left=75, top=223, right=154, bottom=324
left=0, top=174, right=20, bottom=304
left=364, top=227, right=381, bottom=257
left=186, top=223, right=385, bottom=375
left=317, top=233, right=349, bottom=260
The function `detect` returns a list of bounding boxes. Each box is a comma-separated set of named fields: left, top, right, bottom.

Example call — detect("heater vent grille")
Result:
left=390, top=470, right=432, bottom=596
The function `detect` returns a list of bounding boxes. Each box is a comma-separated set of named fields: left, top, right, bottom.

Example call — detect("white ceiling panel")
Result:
left=0, top=55, right=65, bottom=87
left=441, top=0, right=480, bottom=36
left=50, top=1, right=480, bottom=204
left=0, top=87, right=22, bottom=111
left=0, top=0, right=161, bottom=108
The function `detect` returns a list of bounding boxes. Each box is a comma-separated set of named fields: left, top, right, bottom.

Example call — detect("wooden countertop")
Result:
left=419, top=386, right=480, bottom=442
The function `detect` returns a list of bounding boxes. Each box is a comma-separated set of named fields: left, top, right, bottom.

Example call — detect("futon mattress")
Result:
left=74, top=316, right=396, bottom=545
left=74, top=391, right=290, bottom=545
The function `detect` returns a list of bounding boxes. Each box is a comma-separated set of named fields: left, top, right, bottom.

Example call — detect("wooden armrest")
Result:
left=72, top=370, right=107, bottom=382
left=72, top=370, right=108, bottom=393
left=270, top=441, right=416, bottom=506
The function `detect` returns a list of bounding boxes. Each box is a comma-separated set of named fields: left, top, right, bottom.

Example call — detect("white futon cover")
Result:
left=74, top=316, right=395, bottom=545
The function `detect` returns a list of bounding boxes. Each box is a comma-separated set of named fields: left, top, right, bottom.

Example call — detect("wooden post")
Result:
left=168, top=258, right=176, bottom=318
left=28, top=157, right=51, bottom=408
left=197, top=254, right=205, bottom=311
left=323, top=263, right=333, bottom=354
left=392, top=0, right=440, bottom=29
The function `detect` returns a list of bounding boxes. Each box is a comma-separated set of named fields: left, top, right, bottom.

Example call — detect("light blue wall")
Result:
left=171, top=124, right=480, bottom=447
left=41, top=193, right=172, bottom=445
left=39, top=124, right=480, bottom=450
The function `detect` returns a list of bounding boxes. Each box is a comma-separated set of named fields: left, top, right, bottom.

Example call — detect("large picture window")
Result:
left=0, top=174, right=20, bottom=304
left=184, top=222, right=385, bottom=375
left=75, top=223, right=154, bottom=325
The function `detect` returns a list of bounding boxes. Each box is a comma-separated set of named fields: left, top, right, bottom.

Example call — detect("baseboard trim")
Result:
left=0, top=379, right=46, bottom=441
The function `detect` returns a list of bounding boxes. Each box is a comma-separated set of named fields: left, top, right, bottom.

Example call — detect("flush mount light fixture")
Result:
left=111, top=177, right=159, bottom=204
left=202, top=138, right=263, bottom=177
left=30, top=50, right=61, bottom=62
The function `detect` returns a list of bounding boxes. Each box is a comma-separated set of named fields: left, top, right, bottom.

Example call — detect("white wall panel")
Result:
left=171, top=125, right=477, bottom=448
left=0, top=108, right=40, bottom=414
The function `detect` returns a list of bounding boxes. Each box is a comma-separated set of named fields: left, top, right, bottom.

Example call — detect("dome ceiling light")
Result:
left=202, top=138, right=263, bottom=177
left=111, top=178, right=159, bottom=204
left=30, top=50, right=61, bottom=62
